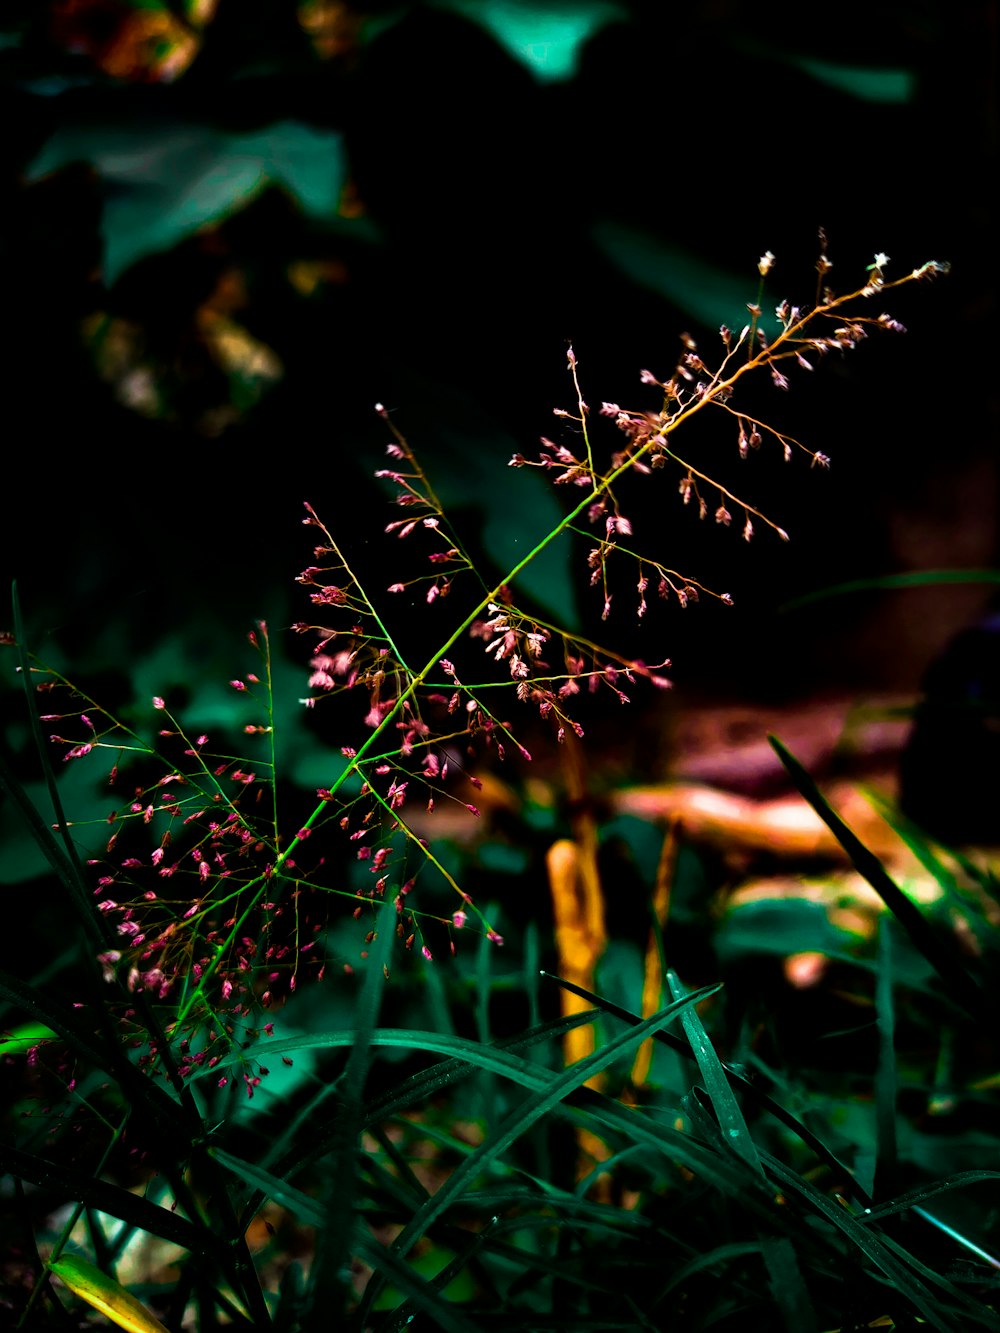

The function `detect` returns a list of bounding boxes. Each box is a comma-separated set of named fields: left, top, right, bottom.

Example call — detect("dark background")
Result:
left=1, top=0, right=996, bottom=703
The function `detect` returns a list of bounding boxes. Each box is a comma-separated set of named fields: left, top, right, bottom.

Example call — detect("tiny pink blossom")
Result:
left=152, top=697, right=165, bottom=710
left=605, top=515, right=633, bottom=537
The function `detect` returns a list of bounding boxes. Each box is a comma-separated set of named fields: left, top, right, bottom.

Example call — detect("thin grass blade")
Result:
left=768, top=735, right=985, bottom=1019
left=385, top=984, right=721, bottom=1267
left=542, top=970, right=872, bottom=1208
left=762, top=1149, right=991, bottom=1332
left=861, top=1170, right=1000, bottom=1224
left=874, top=918, right=899, bottom=1200
left=780, top=569, right=1000, bottom=614
left=666, top=968, right=763, bottom=1177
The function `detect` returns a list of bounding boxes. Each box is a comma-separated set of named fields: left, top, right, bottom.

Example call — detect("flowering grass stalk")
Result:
left=19, top=247, right=949, bottom=1048
left=284, top=249, right=948, bottom=932
left=4, top=242, right=977, bottom=1333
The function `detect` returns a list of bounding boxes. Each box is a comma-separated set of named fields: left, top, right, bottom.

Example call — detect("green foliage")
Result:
left=436, top=0, right=626, bottom=83
left=592, top=222, right=784, bottom=333
left=3, top=3, right=996, bottom=1326
left=4, top=103, right=997, bottom=1324
left=29, top=119, right=352, bottom=284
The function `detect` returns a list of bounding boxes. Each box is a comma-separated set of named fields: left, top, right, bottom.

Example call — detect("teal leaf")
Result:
left=793, top=57, right=914, bottom=104
left=716, top=896, right=861, bottom=964
left=434, top=0, right=626, bottom=82
left=29, top=120, right=348, bottom=283
left=592, top=221, right=776, bottom=333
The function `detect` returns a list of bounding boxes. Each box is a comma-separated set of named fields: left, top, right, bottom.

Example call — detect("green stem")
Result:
left=280, top=276, right=894, bottom=871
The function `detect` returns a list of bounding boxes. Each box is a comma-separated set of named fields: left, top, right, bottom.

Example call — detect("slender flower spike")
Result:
left=56, top=239, right=929, bottom=997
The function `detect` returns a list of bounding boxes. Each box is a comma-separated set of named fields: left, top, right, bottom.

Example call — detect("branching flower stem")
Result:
left=661, top=447, right=791, bottom=540
left=280, top=266, right=943, bottom=889
left=38, top=259, right=945, bottom=1033
left=364, top=784, right=478, bottom=925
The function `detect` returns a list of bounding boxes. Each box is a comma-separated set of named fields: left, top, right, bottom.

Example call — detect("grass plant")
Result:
left=5, top=244, right=997, bottom=1332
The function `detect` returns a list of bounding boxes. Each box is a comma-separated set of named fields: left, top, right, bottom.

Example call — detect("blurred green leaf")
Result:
left=477, top=840, right=529, bottom=874
left=716, top=897, right=860, bottom=963
left=595, top=938, right=644, bottom=1014
left=0, top=766, right=112, bottom=884
left=592, top=221, right=776, bottom=332
left=792, top=57, right=914, bottom=103
left=599, top=813, right=663, bottom=884
left=435, top=0, right=626, bottom=82
left=29, top=119, right=349, bottom=282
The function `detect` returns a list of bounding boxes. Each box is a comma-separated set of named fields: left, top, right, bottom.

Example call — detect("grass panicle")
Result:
left=6, top=246, right=997, bottom=1332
